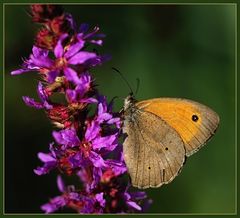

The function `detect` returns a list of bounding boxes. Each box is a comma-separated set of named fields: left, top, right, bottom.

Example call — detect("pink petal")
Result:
left=38, top=152, right=56, bottom=162
left=57, top=175, right=65, bottom=193
left=64, top=67, right=81, bottom=84
left=127, top=201, right=142, bottom=211
left=65, top=41, right=85, bottom=59
left=54, top=34, right=68, bottom=58
left=68, top=51, right=96, bottom=65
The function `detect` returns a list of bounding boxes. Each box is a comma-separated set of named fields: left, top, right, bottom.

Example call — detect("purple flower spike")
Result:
left=12, top=6, right=151, bottom=214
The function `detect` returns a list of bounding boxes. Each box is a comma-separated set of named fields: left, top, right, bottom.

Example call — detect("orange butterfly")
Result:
left=122, top=94, right=219, bottom=189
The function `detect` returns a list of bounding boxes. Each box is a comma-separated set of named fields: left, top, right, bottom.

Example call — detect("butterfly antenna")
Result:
left=111, top=67, right=133, bottom=95
left=135, top=78, right=140, bottom=96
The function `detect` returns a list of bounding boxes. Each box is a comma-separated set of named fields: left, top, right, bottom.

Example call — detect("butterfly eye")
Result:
left=192, top=114, right=199, bottom=122
left=165, top=147, right=169, bottom=151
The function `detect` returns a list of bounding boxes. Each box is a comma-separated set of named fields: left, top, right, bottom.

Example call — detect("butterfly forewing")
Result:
left=136, top=98, right=220, bottom=156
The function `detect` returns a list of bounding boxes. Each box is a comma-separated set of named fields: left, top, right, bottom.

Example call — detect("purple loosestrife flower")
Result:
left=11, top=36, right=102, bottom=83
left=41, top=175, right=148, bottom=213
left=34, top=97, right=121, bottom=176
left=66, top=72, right=97, bottom=104
left=11, top=4, right=151, bottom=213
left=22, top=81, right=53, bottom=109
left=34, top=143, right=57, bottom=176
left=41, top=175, right=104, bottom=213
left=22, top=72, right=97, bottom=128
left=78, top=23, right=105, bottom=46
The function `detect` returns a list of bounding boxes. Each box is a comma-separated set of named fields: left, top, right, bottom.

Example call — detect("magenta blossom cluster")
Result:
left=11, top=5, right=151, bottom=213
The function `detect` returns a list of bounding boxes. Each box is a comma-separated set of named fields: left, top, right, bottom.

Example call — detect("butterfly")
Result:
left=122, top=94, right=220, bottom=189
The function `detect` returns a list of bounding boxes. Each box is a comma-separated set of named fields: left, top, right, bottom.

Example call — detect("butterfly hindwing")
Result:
left=123, top=107, right=186, bottom=188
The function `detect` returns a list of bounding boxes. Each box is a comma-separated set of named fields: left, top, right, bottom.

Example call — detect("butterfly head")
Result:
left=124, top=92, right=137, bottom=111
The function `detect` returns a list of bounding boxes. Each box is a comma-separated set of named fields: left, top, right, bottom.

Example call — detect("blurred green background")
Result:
left=5, top=4, right=235, bottom=213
